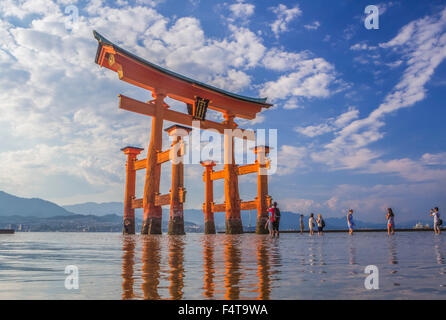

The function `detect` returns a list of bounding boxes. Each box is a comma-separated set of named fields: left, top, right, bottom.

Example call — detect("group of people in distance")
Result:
left=265, top=203, right=442, bottom=236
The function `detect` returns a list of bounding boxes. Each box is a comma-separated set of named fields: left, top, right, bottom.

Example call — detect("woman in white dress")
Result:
left=309, top=213, right=315, bottom=236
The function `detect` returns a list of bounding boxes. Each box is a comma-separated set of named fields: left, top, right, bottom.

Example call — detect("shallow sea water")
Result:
left=0, top=232, right=445, bottom=299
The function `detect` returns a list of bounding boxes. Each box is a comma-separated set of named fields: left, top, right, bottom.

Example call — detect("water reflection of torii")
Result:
left=121, top=235, right=276, bottom=299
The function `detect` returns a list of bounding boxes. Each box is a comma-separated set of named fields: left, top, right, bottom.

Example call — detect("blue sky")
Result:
left=0, top=0, right=445, bottom=223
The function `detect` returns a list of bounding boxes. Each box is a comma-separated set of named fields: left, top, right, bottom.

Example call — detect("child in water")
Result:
left=386, top=208, right=395, bottom=235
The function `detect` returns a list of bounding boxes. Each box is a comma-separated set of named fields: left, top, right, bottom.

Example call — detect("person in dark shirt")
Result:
left=268, top=202, right=281, bottom=237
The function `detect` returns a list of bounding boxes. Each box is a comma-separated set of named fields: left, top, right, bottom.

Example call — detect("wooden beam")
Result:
left=132, top=198, right=143, bottom=209
left=212, top=203, right=226, bottom=213
left=155, top=193, right=171, bottom=207
left=210, top=163, right=260, bottom=180
left=211, top=200, right=257, bottom=212
left=237, top=163, right=258, bottom=176
left=132, top=193, right=172, bottom=208
left=240, top=200, right=257, bottom=211
left=210, top=170, right=225, bottom=181
left=134, top=159, right=146, bottom=171
left=157, top=150, right=170, bottom=164
left=119, top=94, right=255, bottom=141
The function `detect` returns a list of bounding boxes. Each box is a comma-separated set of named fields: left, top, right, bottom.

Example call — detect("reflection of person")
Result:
left=348, top=237, right=356, bottom=265
left=299, top=214, right=304, bottom=233
left=430, top=207, right=441, bottom=235
left=309, top=213, right=315, bottom=236
left=347, top=209, right=355, bottom=235
left=386, top=208, right=395, bottom=235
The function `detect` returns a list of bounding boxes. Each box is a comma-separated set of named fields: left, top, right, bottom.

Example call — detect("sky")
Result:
left=0, top=0, right=446, bottom=223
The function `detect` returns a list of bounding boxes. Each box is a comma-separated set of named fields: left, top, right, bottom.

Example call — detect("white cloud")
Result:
left=295, top=123, right=332, bottom=138
left=283, top=97, right=302, bottom=110
left=422, top=152, right=446, bottom=165
left=295, top=107, right=359, bottom=138
left=350, top=43, right=377, bottom=51
left=279, top=198, right=320, bottom=214
left=260, top=54, right=339, bottom=102
left=229, top=1, right=255, bottom=19
left=276, top=145, right=307, bottom=176
left=262, top=48, right=311, bottom=71
left=304, top=21, right=320, bottom=30
left=311, top=7, right=446, bottom=170
left=270, top=4, right=302, bottom=37
left=365, top=153, right=446, bottom=182
left=0, top=1, right=272, bottom=203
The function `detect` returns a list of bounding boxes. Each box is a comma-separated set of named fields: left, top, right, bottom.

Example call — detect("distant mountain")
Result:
left=0, top=191, right=73, bottom=218
left=2, top=191, right=432, bottom=231
left=0, top=189, right=435, bottom=232
left=58, top=201, right=433, bottom=230
left=63, top=202, right=124, bottom=216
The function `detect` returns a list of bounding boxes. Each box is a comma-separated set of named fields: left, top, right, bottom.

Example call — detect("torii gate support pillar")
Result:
left=121, top=146, right=144, bottom=234
left=201, top=160, right=216, bottom=234
left=254, top=146, right=271, bottom=234
left=224, top=113, right=243, bottom=234
left=167, top=125, right=191, bottom=235
left=141, top=91, right=166, bottom=235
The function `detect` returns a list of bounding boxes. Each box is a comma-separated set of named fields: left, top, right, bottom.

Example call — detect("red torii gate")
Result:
left=93, top=30, right=272, bottom=234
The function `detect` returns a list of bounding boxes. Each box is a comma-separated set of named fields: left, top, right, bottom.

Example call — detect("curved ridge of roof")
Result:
left=93, top=30, right=272, bottom=107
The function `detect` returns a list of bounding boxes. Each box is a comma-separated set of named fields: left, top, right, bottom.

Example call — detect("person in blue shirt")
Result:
left=347, top=209, right=355, bottom=235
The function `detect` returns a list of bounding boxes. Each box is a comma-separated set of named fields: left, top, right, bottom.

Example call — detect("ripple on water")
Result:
left=0, top=232, right=445, bottom=299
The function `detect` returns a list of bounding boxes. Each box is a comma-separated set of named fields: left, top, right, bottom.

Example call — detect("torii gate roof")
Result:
left=93, top=30, right=272, bottom=120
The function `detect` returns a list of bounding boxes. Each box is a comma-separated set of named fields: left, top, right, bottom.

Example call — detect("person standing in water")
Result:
left=309, top=213, right=315, bottom=236
left=299, top=214, right=305, bottom=233
left=386, top=208, right=395, bottom=235
left=316, top=214, right=325, bottom=235
left=271, top=202, right=281, bottom=237
left=264, top=209, right=273, bottom=236
left=347, top=209, right=355, bottom=235
left=266, top=202, right=280, bottom=237
left=431, top=207, right=442, bottom=235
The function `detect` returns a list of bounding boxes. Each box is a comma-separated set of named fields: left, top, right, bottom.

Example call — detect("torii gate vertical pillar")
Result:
left=254, top=146, right=270, bottom=234
left=224, top=113, right=243, bottom=234
left=142, top=91, right=166, bottom=235
left=166, top=125, right=191, bottom=235
left=201, top=160, right=216, bottom=234
left=121, top=146, right=143, bottom=234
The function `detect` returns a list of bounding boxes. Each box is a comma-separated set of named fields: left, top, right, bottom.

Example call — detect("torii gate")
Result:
left=93, top=31, right=272, bottom=235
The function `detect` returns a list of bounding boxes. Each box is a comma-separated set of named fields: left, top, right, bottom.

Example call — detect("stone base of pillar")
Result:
left=204, top=220, right=216, bottom=234
left=256, top=215, right=269, bottom=234
left=225, top=218, right=243, bottom=234
left=123, top=218, right=135, bottom=234
left=141, top=217, right=162, bottom=234
left=168, top=216, right=185, bottom=235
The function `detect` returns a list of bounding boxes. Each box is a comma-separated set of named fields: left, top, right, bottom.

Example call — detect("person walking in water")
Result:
left=386, top=208, right=395, bottom=235
left=347, top=209, right=355, bottom=235
left=299, top=214, right=305, bottom=233
left=309, top=213, right=315, bottom=236
left=264, top=209, right=273, bottom=236
left=316, top=214, right=325, bottom=235
left=431, top=207, right=442, bottom=235
left=266, top=202, right=280, bottom=237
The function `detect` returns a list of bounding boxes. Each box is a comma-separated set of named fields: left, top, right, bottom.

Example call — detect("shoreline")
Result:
left=219, top=228, right=440, bottom=234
